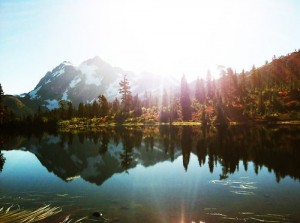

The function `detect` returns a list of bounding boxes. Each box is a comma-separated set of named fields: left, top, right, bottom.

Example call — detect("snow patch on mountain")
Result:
left=77, top=64, right=102, bottom=86
left=62, top=90, right=68, bottom=101
left=45, top=79, right=51, bottom=84
left=106, top=75, right=122, bottom=99
left=45, top=99, right=59, bottom=110
left=29, top=86, right=42, bottom=99
left=52, top=67, right=65, bottom=78
left=69, top=76, right=81, bottom=88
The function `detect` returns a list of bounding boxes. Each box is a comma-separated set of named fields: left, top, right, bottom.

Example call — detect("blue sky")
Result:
left=1, top=0, right=300, bottom=94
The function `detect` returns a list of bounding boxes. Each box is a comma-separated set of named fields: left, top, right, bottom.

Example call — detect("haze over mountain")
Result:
left=19, top=56, right=178, bottom=111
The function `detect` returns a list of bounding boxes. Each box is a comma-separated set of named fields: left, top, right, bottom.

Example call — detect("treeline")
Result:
left=58, top=50, right=300, bottom=126
left=1, top=50, right=300, bottom=128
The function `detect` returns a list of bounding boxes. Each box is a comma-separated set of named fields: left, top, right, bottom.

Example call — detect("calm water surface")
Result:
left=0, top=125, right=300, bottom=222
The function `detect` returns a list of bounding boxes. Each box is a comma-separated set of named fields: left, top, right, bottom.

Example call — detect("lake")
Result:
left=0, top=125, right=300, bottom=222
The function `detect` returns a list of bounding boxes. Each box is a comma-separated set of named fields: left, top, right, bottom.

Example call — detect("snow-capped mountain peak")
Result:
left=22, top=56, right=179, bottom=110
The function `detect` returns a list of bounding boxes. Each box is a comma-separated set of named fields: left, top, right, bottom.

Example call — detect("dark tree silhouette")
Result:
left=98, top=94, right=109, bottom=117
left=67, top=102, right=73, bottom=119
left=77, top=102, right=84, bottom=117
left=111, top=98, right=120, bottom=114
left=119, top=74, right=132, bottom=112
left=160, top=89, right=170, bottom=122
left=0, top=151, right=5, bottom=172
left=181, top=126, right=192, bottom=171
left=0, top=83, right=4, bottom=124
left=180, top=75, right=191, bottom=121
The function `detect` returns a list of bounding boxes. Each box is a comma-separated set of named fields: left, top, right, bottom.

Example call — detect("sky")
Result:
left=1, top=0, right=300, bottom=95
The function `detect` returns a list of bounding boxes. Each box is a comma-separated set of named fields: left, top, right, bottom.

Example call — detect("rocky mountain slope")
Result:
left=19, top=56, right=178, bottom=111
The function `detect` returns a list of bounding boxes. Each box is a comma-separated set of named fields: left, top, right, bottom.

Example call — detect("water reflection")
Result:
left=0, top=137, right=5, bottom=172
left=1, top=125, right=300, bottom=185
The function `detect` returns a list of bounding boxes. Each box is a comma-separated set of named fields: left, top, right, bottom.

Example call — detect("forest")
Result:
left=1, top=50, right=300, bottom=130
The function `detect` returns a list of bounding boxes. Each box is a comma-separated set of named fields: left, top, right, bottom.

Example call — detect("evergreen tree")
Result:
left=239, top=69, right=246, bottom=95
left=67, top=102, right=73, bottom=119
left=214, top=97, right=228, bottom=125
left=227, top=68, right=238, bottom=96
left=59, top=100, right=67, bottom=120
left=78, top=102, right=84, bottom=118
left=119, top=75, right=132, bottom=112
left=111, top=98, right=120, bottom=114
left=98, top=94, right=109, bottom=117
left=257, top=91, right=266, bottom=115
left=180, top=75, right=192, bottom=121
left=0, top=83, right=3, bottom=106
left=195, top=77, right=206, bottom=104
left=160, top=89, right=170, bottom=122
left=132, top=94, right=142, bottom=117
left=251, top=65, right=257, bottom=90
left=92, top=101, right=99, bottom=117
left=0, top=84, right=4, bottom=124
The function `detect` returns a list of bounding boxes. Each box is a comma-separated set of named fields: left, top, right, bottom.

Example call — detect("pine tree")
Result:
left=132, top=94, right=142, bottom=117
left=257, top=91, right=265, bottom=115
left=0, top=83, right=4, bottom=124
left=92, top=101, right=99, bottom=117
left=98, top=94, right=109, bottom=117
left=77, top=103, right=84, bottom=118
left=227, top=67, right=238, bottom=96
left=0, top=83, right=4, bottom=106
left=239, top=69, right=246, bottom=95
left=160, top=89, right=170, bottom=122
left=67, top=102, right=73, bottom=119
left=180, top=75, right=192, bottom=121
left=111, top=98, right=120, bottom=114
left=119, top=75, right=132, bottom=112
left=59, top=100, right=67, bottom=120
left=251, top=65, right=257, bottom=90
left=195, top=77, right=206, bottom=104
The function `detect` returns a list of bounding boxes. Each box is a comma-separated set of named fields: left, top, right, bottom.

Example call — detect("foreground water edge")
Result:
left=0, top=125, right=300, bottom=222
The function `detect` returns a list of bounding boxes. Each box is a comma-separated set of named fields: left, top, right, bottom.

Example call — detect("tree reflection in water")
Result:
left=0, top=137, right=5, bottom=172
left=1, top=125, right=300, bottom=184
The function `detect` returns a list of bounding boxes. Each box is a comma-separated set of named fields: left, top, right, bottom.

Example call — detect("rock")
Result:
left=92, top=211, right=103, bottom=218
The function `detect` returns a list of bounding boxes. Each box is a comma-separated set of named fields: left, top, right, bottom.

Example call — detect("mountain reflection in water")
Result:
left=1, top=125, right=300, bottom=222
left=1, top=125, right=300, bottom=185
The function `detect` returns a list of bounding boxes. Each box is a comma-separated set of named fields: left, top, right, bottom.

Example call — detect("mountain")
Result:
left=20, top=56, right=179, bottom=111
left=3, top=95, right=34, bottom=116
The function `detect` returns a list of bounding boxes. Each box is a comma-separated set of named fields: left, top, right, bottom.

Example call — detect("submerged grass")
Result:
left=0, top=205, right=62, bottom=223
left=0, top=205, right=106, bottom=223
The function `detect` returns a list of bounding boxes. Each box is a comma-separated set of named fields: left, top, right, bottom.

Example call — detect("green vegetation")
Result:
left=1, top=50, right=300, bottom=129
